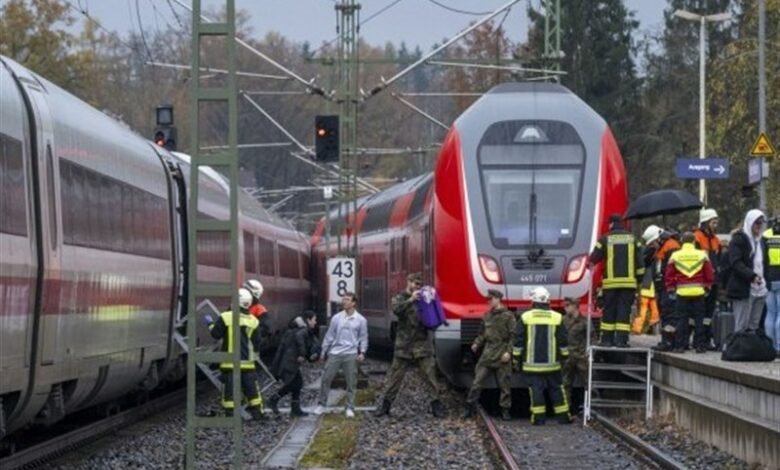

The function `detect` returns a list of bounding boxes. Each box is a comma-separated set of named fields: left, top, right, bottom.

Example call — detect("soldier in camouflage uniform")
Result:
left=374, top=273, right=447, bottom=418
left=561, top=297, right=593, bottom=415
left=463, top=289, right=515, bottom=420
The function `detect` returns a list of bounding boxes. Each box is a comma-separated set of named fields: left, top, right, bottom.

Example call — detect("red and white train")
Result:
left=0, top=55, right=310, bottom=438
left=312, top=82, right=628, bottom=386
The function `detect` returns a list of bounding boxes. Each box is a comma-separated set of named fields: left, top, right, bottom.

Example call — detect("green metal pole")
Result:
left=186, top=1, right=242, bottom=468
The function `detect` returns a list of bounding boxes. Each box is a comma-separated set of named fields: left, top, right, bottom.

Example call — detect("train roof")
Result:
left=486, top=82, right=570, bottom=94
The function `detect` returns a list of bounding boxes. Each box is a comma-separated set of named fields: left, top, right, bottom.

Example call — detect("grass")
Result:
left=299, top=413, right=362, bottom=469
left=299, top=386, right=375, bottom=468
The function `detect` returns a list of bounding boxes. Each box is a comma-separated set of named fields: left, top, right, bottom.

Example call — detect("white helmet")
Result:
left=642, top=224, right=662, bottom=244
left=529, top=286, right=550, bottom=304
left=699, top=208, right=719, bottom=225
left=243, top=279, right=263, bottom=301
left=238, top=288, right=253, bottom=310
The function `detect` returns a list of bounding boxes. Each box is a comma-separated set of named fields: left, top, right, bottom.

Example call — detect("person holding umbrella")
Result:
left=589, top=214, right=645, bottom=347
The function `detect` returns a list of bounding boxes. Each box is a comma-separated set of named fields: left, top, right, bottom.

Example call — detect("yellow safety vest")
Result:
left=213, top=310, right=260, bottom=370
left=763, top=229, right=780, bottom=267
left=602, top=233, right=641, bottom=289
left=669, top=243, right=708, bottom=297
left=512, top=309, right=569, bottom=373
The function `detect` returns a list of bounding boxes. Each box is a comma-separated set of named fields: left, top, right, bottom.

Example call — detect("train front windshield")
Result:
left=477, top=120, right=585, bottom=249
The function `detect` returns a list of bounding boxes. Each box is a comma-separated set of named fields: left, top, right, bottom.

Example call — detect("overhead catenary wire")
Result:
left=134, top=0, right=154, bottom=60
left=170, top=0, right=326, bottom=96
left=425, top=0, right=493, bottom=16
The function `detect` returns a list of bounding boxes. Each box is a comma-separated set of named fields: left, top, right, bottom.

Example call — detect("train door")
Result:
left=166, top=160, right=188, bottom=324
left=19, top=79, right=61, bottom=366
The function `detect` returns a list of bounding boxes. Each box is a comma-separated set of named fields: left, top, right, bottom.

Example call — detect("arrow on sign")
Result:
left=715, top=165, right=726, bottom=175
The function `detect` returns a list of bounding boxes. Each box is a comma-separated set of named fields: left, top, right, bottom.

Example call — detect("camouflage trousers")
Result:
left=466, top=362, right=512, bottom=409
left=382, top=356, right=447, bottom=404
left=562, top=353, right=588, bottom=389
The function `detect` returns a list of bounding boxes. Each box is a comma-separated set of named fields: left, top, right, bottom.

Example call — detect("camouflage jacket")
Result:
left=563, top=312, right=592, bottom=357
left=473, top=306, right=516, bottom=367
left=392, top=291, right=434, bottom=359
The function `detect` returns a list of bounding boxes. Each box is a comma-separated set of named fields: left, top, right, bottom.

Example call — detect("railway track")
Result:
left=479, top=406, right=687, bottom=470
left=0, top=389, right=186, bottom=470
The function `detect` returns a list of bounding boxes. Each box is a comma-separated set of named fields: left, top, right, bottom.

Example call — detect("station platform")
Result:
left=630, top=335, right=779, bottom=468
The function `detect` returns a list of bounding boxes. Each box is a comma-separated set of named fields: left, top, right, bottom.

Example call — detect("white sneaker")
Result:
left=313, top=405, right=325, bottom=415
left=345, top=408, right=355, bottom=418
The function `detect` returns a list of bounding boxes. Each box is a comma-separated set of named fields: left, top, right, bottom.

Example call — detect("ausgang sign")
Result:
left=675, top=158, right=730, bottom=179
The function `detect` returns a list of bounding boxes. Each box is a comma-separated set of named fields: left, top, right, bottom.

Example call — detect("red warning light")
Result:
left=317, top=128, right=327, bottom=137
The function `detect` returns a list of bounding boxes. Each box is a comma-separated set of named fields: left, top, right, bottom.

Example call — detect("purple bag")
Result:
left=415, top=286, right=448, bottom=330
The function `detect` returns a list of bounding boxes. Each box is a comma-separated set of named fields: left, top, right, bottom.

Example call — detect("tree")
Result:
left=0, top=0, right=95, bottom=92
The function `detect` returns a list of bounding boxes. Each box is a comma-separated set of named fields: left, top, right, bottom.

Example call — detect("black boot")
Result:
left=557, top=413, right=573, bottom=424
left=500, top=408, right=511, bottom=421
left=652, top=332, right=674, bottom=352
left=225, top=408, right=234, bottom=417
left=291, top=401, right=308, bottom=417
left=461, top=404, right=475, bottom=419
left=373, top=399, right=391, bottom=417
left=268, top=394, right=281, bottom=415
left=430, top=399, right=446, bottom=418
left=598, top=331, right=614, bottom=347
left=614, top=332, right=630, bottom=348
left=249, top=406, right=264, bottom=421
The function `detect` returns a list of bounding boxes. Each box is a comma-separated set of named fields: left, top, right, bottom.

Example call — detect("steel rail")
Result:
left=476, top=406, right=520, bottom=470
left=0, top=389, right=186, bottom=470
left=591, top=412, right=687, bottom=470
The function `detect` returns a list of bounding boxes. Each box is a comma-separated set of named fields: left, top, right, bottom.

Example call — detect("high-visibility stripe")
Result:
left=607, top=242, right=615, bottom=281
left=527, top=325, right=534, bottom=364
left=523, top=363, right=561, bottom=372
left=554, top=404, right=569, bottom=414
left=530, top=406, right=546, bottom=414
left=764, top=231, right=780, bottom=266
left=559, top=347, right=570, bottom=357
left=614, top=322, right=631, bottom=332
left=601, top=322, right=615, bottom=332
left=222, top=400, right=235, bottom=408
left=703, top=318, right=712, bottom=326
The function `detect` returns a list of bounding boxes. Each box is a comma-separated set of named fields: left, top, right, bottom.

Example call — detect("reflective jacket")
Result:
left=590, top=229, right=645, bottom=289
left=763, top=228, right=780, bottom=283
left=209, top=310, right=261, bottom=370
left=664, top=243, right=714, bottom=297
left=513, top=309, right=569, bottom=373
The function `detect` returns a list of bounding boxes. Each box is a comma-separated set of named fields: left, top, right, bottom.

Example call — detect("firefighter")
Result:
left=589, top=214, right=645, bottom=347
left=243, top=279, right=271, bottom=342
left=763, top=216, right=780, bottom=355
left=208, top=288, right=265, bottom=419
left=652, top=231, right=682, bottom=351
left=694, top=209, right=722, bottom=350
left=664, top=233, right=715, bottom=353
left=513, top=287, right=571, bottom=425
left=463, top=289, right=516, bottom=420
left=632, top=225, right=663, bottom=334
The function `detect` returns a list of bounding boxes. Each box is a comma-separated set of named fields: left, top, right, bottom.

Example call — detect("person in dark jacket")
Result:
left=267, top=311, right=321, bottom=417
left=727, top=209, right=768, bottom=332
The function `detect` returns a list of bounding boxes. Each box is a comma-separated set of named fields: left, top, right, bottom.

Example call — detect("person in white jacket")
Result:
left=314, top=292, right=368, bottom=418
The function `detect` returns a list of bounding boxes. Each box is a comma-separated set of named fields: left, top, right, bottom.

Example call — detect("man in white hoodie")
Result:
left=726, top=209, right=768, bottom=332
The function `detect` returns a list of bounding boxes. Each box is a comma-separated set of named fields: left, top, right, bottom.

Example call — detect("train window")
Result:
left=478, top=120, right=585, bottom=249
left=0, top=133, right=28, bottom=236
left=46, top=145, right=58, bottom=248
left=389, top=238, right=397, bottom=272
left=59, top=159, right=171, bottom=259
left=301, top=254, right=311, bottom=281
left=361, top=200, right=394, bottom=233
left=278, top=244, right=300, bottom=279
left=361, top=278, right=386, bottom=311
left=244, top=231, right=257, bottom=274
left=408, top=177, right=432, bottom=220
left=401, top=236, right=408, bottom=271
left=258, top=237, right=275, bottom=276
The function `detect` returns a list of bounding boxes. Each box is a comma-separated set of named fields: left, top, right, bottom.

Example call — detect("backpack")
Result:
left=415, top=286, right=448, bottom=330
left=721, top=330, right=776, bottom=362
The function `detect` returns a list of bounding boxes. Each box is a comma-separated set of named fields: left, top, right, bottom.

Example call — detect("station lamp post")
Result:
left=673, top=9, right=732, bottom=205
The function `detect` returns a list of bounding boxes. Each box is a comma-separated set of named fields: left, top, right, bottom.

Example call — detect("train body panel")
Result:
left=312, top=83, right=628, bottom=387
left=0, top=55, right=310, bottom=438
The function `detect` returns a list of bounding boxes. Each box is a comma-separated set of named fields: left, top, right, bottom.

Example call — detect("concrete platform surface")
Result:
left=631, top=334, right=780, bottom=394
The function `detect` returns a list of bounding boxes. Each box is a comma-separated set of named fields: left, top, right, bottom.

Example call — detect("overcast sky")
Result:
left=45, top=0, right=667, bottom=55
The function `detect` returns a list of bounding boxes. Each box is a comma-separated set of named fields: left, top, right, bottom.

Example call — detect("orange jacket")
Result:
left=656, top=238, right=680, bottom=263
left=249, top=303, right=267, bottom=319
left=694, top=228, right=721, bottom=255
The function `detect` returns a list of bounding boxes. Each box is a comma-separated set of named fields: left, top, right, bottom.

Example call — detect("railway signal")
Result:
left=315, top=115, right=339, bottom=162
left=154, top=104, right=177, bottom=151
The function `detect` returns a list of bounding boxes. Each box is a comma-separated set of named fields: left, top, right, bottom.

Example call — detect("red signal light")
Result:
left=317, top=128, right=327, bottom=137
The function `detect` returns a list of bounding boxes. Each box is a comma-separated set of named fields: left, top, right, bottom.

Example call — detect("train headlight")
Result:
left=565, top=254, right=588, bottom=284
left=478, top=255, right=503, bottom=284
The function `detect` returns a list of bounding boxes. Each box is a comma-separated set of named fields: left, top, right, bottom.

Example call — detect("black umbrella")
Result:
left=624, top=189, right=703, bottom=220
